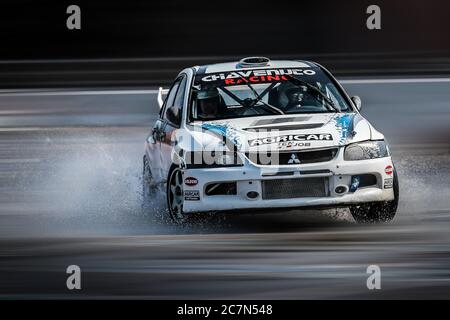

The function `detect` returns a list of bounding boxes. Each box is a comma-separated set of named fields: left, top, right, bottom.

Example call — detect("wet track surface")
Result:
left=0, top=81, right=449, bottom=298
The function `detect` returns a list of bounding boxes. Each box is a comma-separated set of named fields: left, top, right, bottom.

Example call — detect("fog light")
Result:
left=247, top=191, right=259, bottom=199
left=335, top=185, right=348, bottom=194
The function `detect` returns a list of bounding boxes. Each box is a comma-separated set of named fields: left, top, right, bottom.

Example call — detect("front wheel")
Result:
left=166, top=166, right=186, bottom=223
left=350, top=168, right=399, bottom=223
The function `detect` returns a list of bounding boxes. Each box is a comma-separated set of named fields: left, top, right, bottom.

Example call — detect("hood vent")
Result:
left=237, top=57, right=270, bottom=68
left=243, top=123, right=324, bottom=132
left=251, top=116, right=311, bottom=126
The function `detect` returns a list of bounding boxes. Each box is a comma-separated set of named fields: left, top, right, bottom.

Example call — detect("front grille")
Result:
left=262, top=178, right=328, bottom=199
left=246, top=148, right=338, bottom=166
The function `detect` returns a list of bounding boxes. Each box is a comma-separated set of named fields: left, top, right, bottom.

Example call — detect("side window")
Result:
left=160, top=79, right=180, bottom=118
left=173, top=76, right=187, bottom=109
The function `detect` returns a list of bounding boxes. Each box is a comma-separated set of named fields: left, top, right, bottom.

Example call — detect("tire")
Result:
left=350, top=167, right=399, bottom=223
left=166, top=165, right=187, bottom=223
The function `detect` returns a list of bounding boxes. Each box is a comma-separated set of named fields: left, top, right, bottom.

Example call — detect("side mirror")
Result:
left=351, top=96, right=362, bottom=111
left=166, top=106, right=181, bottom=126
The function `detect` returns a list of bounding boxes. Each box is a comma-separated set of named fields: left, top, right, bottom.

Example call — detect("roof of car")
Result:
left=194, top=58, right=317, bottom=75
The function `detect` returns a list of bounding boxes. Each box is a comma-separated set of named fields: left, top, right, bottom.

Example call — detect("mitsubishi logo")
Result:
left=288, top=153, right=301, bottom=164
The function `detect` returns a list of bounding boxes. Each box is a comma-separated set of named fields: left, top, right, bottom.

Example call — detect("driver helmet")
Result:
left=197, top=88, right=221, bottom=118
left=285, top=86, right=308, bottom=108
left=197, top=88, right=220, bottom=100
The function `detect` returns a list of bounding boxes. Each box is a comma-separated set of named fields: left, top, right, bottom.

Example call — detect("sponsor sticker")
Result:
left=184, top=177, right=198, bottom=186
left=249, top=134, right=332, bottom=147
left=385, top=165, right=393, bottom=175
left=184, top=190, right=200, bottom=201
left=384, top=178, right=393, bottom=189
left=200, top=68, right=317, bottom=86
left=278, top=141, right=311, bottom=149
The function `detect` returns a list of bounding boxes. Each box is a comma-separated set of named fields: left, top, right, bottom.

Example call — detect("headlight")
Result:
left=344, top=140, right=389, bottom=161
left=185, top=151, right=243, bottom=168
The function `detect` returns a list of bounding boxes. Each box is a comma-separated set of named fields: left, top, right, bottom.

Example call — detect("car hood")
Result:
left=185, top=113, right=377, bottom=152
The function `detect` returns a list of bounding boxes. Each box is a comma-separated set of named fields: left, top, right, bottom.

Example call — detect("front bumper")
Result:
left=181, top=148, right=395, bottom=213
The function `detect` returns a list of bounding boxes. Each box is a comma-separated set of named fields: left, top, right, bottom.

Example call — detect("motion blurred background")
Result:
left=0, top=0, right=449, bottom=299
left=1, top=0, right=450, bottom=87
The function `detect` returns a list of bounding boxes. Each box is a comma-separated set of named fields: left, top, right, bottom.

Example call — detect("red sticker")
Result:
left=184, top=177, right=198, bottom=186
left=385, top=165, right=393, bottom=175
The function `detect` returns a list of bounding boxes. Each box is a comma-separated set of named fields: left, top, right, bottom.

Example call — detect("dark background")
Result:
left=1, top=1, right=450, bottom=300
left=1, top=0, right=450, bottom=87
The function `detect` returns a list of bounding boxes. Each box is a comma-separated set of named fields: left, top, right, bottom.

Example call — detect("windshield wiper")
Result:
left=286, top=75, right=339, bottom=112
left=242, top=79, right=285, bottom=115
left=220, top=81, right=284, bottom=115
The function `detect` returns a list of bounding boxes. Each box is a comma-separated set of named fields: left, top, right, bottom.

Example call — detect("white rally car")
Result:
left=143, top=57, right=399, bottom=223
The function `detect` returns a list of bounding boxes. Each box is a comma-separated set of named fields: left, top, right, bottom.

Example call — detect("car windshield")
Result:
left=189, top=66, right=352, bottom=121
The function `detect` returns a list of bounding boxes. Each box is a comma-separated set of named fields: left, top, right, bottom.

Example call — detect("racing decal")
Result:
left=184, top=177, right=198, bottom=186
left=200, top=68, right=316, bottom=86
left=385, top=165, right=393, bottom=175
left=331, top=113, right=355, bottom=145
left=249, top=134, right=332, bottom=147
left=278, top=141, right=311, bottom=149
left=201, top=122, right=243, bottom=150
left=384, top=178, right=393, bottom=189
left=184, top=190, right=200, bottom=201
